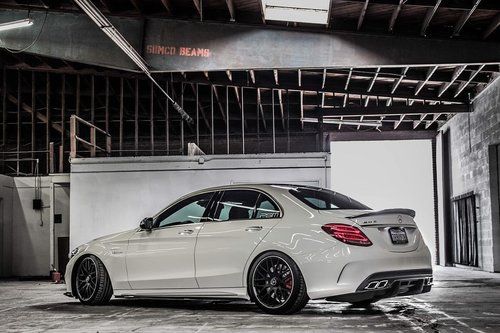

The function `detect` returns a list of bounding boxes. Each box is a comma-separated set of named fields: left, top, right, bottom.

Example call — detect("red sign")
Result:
left=146, top=44, right=211, bottom=58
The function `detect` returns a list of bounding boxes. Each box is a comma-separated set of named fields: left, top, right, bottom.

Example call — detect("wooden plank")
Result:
left=70, top=116, right=76, bottom=159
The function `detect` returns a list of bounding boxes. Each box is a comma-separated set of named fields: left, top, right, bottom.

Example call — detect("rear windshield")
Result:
left=289, top=187, right=371, bottom=210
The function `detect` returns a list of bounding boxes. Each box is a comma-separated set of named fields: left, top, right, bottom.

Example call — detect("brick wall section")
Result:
left=442, top=78, right=500, bottom=272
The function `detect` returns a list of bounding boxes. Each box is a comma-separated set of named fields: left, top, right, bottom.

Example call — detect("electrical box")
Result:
left=33, top=199, right=43, bottom=210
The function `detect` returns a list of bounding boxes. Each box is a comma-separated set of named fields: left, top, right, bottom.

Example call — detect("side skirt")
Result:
left=114, top=287, right=250, bottom=300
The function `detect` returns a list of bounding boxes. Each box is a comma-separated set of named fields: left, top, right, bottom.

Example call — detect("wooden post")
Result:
left=16, top=70, right=20, bottom=174
left=165, top=81, right=169, bottom=155
left=150, top=81, right=154, bottom=155
left=49, top=142, right=54, bottom=174
left=241, top=87, right=245, bottom=154
left=31, top=72, right=36, bottom=174
left=180, top=83, right=184, bottom=155
left=46, top=73, right=51, bottom=174
left=90, top=75, right=95, bottom=124
left=2, top=68, right=6, bottom=155
left=106, top=135, right=111, bottom=156
left=76, top=74, right=80, bottom=136
left=211, top=85, right=214, bottom=154
left=196, top=83, right=199, bottom=145
left=134, top=78, right=139, bottom=154
left=70, top=115, right=76, bottom=159
left=119, top=78, right=123, bottom=157
left=90, top=127, right=96, bottom=157
left=105, top=76, right=109, bottom=134
left=226, top=86, right=229, bottom=154
left=58, top=145, right=63, bottom=173
left=61, top=74, right=65, bottom=172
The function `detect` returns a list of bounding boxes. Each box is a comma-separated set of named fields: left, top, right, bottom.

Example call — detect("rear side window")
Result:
left=213, top=190, right=259, bottom=221
left=255, top=195, right=280, bottom=219
left=289, top=187, right=370, bottom=210
left=211, top=190, right=281, bottom=221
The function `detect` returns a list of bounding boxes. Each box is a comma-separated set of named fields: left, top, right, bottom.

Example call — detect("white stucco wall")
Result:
left=69, top=153, right=331, bottom=250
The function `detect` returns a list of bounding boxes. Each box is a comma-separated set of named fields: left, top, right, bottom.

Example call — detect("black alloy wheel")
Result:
left=74, top=255, right=113, bottom=305
left=249, top=251, right=309, bottom=314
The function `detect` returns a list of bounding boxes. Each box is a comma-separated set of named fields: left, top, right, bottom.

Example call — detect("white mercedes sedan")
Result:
left=65, top=184, right=433, bottom=314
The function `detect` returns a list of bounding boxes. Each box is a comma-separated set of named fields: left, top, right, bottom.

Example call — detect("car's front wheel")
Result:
left=248, top=251, right=309, bottom=314
left=74, top=255, right=113, bottom=305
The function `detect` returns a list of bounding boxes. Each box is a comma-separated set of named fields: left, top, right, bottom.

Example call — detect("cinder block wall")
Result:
left=441, top=78, right=500, bottom=272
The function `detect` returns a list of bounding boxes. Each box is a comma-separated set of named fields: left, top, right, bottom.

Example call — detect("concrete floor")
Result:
left=0, top=266, right=499, bottom=333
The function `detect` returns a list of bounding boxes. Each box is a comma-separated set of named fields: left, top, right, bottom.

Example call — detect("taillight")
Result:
left=321, top=223, right=372, bottom=246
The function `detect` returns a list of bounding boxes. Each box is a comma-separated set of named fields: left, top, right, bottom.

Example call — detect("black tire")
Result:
left=248, top=251, right=309, bottom=315
left=74, top=255, right=113, bottom=305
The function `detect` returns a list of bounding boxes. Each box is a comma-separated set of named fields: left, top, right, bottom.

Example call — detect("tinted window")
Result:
left=156, top=192, right=214, bottom=228
left=255, top=195, right=281, bottom=219
left=212, top=190, right=260, bottom=222
left=289, top=187, right=370, bottom=210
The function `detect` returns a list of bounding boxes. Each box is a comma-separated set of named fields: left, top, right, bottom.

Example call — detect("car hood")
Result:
left=86, top=228, right=137, bottom=246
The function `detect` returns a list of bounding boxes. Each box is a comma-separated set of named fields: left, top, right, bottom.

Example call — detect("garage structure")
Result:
left=0, top=0, right=499, bottom=331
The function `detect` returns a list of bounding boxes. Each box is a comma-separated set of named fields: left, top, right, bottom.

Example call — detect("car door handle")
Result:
left=178, top=229, right=194, bottom=235
left=245, top=226, right=263, bottom=232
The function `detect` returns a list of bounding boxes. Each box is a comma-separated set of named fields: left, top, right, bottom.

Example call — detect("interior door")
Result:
left=126, top=191, right=214, bottom=289
left=195, top=189, right=282, bottom=288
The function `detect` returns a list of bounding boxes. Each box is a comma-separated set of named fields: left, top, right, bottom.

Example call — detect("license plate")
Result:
left=389, top=227, right=408, bottom=244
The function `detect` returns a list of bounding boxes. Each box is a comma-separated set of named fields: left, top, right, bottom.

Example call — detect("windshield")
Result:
left=289, top=187, right=371, bottom=210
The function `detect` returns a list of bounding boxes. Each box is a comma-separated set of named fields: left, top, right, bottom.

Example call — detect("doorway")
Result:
left=53, top=183, right=70, bottom=276
left=451, top=192, right=478, bottom=267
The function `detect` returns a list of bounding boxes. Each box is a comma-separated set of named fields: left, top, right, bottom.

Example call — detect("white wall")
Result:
left=11, top=177, right=52, bottom=276
left=70, top=153, right=331, bottom=249
left=0, top=174, right=14, bottom=277
left=331, top=140, right=436, bottom=263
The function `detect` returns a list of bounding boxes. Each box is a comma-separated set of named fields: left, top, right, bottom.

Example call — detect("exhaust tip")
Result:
left=364, top=280, right=389, bottom=290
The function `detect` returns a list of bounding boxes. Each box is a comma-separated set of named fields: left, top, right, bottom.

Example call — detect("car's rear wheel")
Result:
left=74, top=255, right=113, bottom=305
left=249, top=251, right=309, bottom=315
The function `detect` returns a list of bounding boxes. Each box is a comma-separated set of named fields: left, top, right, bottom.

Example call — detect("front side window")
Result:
left=156, top=192, right=214, bottom=228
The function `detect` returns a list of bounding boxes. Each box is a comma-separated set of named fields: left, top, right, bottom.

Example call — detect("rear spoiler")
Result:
left=349, top=208, right=416, bottom=219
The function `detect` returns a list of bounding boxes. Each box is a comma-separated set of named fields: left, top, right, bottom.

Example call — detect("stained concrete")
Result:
left=0, top=266, right=499, bottom=332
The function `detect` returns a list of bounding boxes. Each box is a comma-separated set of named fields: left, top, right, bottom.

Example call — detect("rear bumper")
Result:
left=326, top=269, right=433, bottom=303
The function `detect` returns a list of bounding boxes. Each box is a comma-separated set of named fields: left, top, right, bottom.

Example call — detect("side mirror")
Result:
left=140, top=217, right=154, bottom=231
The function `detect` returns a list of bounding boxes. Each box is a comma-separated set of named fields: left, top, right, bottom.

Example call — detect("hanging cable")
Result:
left=4, top=11, right=48, bottom=54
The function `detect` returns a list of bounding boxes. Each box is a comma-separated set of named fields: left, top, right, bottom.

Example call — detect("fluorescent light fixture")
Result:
left=302, top=117, right=382, bottom=128
left=0, top=18, right=33, bottom=32
left=74, top=0, right=193, bottom=124
left=261, top=0, right=330, bottom=25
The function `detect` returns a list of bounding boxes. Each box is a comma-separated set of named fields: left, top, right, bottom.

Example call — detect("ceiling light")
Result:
left=261, top=0, right=330, bottom=25
left=0, top=18, right=33, bottom=32
left=302, top=117, right=382, bottom=128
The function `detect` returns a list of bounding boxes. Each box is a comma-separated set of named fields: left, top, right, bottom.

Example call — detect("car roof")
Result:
left=191, top=183, right=323, bottom=194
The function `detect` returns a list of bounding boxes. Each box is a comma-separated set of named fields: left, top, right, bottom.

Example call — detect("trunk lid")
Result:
left=320, top=209, right=422, bottom=253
